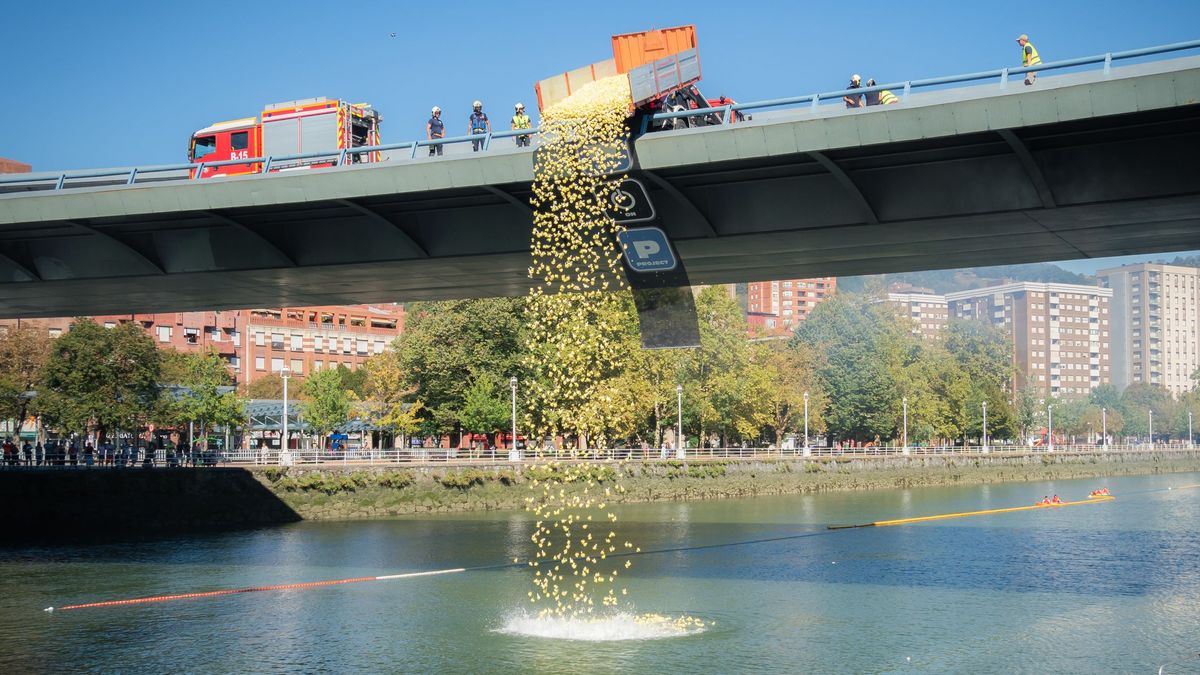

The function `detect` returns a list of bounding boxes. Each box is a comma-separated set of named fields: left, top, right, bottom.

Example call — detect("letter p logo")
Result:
left=633, top=240, right=661, bottom=260
left=618, top=227, right=677, bottom=273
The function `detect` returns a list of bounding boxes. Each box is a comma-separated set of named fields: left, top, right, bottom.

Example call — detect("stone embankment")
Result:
left=254, top=450, right=1200, bottom=521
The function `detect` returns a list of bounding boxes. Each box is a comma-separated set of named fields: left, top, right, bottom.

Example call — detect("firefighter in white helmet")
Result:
left=512, top=102, right=532, bottom=148
left=469, top=100, right=491, bottom=152
left=426, top=106, right=445, bottom=156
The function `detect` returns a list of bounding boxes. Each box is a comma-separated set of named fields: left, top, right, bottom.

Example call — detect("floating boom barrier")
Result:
left=828, top=495, right=1115, bottom=530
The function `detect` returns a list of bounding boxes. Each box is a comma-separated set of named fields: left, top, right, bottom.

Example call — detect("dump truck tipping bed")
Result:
left=534, top=25, right=702, bottom=113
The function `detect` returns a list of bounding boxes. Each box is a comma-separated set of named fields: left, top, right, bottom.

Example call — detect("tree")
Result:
left=0, top=325, right=51, bottom=434
left=363, top=354, right=425, bottom=446
left=680, top=286, right=762, bottom=446
left=1119, top=383, right=1175, bottom=438
left=159, top=350, right=245, bottom=441
left=394, top=298, right=524, bottom=434
left=459, top=375, right=510, bottom=437
left=1014, top=387, right=1040, bottom=443
left=757, top=342, right=823, bottom=446
left=40, top=320, right=161, bottom=441
left=301, top=368, right=352, bottom=444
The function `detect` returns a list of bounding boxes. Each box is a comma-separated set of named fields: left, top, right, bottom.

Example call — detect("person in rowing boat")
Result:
left=1040, top=496, right=1051, bottom=505
left=1051, top=495, right=1062, bottom=504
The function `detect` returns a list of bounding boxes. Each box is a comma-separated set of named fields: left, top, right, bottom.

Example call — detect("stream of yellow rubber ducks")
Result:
left=515, top=76, right=705, bottom=632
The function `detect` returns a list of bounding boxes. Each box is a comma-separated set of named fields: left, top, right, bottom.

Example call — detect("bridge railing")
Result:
left=3, top=38, right=1198, bottom=193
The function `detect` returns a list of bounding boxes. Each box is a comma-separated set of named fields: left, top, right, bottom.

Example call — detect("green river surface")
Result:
left=2, top=472, right=1199, bottom=674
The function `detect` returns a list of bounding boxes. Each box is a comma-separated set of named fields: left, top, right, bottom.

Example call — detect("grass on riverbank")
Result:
left=253, top=452, right=1200, bottom=521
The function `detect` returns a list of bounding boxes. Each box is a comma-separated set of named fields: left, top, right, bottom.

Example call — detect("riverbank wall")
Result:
left=0, top=468, right=301, bottom=541
left=3, top=451, right=1196, bottom=539
left=255, top=450, right=1200, bottom=521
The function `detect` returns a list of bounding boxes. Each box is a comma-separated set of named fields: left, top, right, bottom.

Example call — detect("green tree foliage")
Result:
left=363, top=354, right=424, bottom=443
left=459, top=376, right=510, bottom=436
left=158, top=350, right=245, bottom=436
left=756, top=341, right=824, bottom=446
left=1119, top=383, right=1175, bottom=437
left=0, top=325, right=51, bottom=430
left=40, top=320, right=161, bottom=439
left=301, top=368, right=352, bottom=442
left=393, top=298, right=524, bottom=434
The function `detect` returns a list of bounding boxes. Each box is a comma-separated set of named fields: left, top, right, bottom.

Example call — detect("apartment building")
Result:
left=0, top=304, right=404, bottom=385
left=1097, top=263, right=1200, bottom=394
left=881, top=284, right=949, bottom=340
left=242, top=305, right=403, bottom=385
left=946, top=282, right=1112, bottom=397
left=744, top=277, right=836, bottom=334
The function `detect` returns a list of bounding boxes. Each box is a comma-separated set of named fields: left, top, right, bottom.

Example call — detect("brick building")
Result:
left=0, top=304, right=404, bottom=385
left=946, top=282, right=1112, bottom=397
left=743, top=278, right=836, bottom=334
left=0, top=157, right=31, bottom=174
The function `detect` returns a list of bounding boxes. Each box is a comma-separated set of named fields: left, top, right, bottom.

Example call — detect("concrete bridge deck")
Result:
left=1, top=55, right=1197, bottom=317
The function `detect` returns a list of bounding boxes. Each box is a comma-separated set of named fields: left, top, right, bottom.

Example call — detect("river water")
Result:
left=2, top=472, right=1198, bottom=673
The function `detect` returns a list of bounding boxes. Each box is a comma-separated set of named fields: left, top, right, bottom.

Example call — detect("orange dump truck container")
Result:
left=534, top=25, right=702, bottom=113
left=611, top=25, right=698, bottom=73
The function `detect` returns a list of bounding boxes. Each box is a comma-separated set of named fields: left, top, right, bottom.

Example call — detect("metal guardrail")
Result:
left=2, top=39, right=1198, bottom=193
left=5, top=443, right=1186, bottom=469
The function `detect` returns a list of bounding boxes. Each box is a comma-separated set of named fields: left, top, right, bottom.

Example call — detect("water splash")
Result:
left=498, top=610, right=708, bottom=641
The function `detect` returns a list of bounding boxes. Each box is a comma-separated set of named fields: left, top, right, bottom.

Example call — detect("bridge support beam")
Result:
left=0, top=250, right=40, bottom=281
left=997, top=129, right=1057, bottom=209
left=481, top=186, right=533, bottom=218
left=807, top=151, right=879, bottom=225
left=64, top=219, right=166, bottom=275
left=641, top=171, right=718, bottom=237
left=334, top=199, right=430, bottom=259
left=199, top=210, right=297, bottom=267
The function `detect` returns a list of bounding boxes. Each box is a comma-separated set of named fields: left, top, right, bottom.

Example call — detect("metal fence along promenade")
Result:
left=4, top=444, right=1193, bottom=470
left=2, top=38, right=1198, bottom=193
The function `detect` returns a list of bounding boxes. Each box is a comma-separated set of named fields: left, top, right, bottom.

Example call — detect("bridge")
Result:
left=1, top=41, right=1198, bottom=317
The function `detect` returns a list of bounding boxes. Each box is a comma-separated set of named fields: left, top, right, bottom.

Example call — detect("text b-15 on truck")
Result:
left=187, top=97, right=382, bottom=178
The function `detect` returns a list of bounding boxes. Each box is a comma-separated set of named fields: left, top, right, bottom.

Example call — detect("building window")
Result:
left=103, top=321, right=116, bottom=329
left=184, top=328, right=199, bottom=345
left=314, top=336, right=324, bottom=351
left=291, top=334, right=303, bottom=351
left=271, top=358, right=284, bottom=372
left=157, top=326, right=172, bottom=343
left=255, top=332, right=265, bottom=347
left=232, top=331, right=241, bottom=347
left=229, top=356, right=240, bottom=369
left=315, top=360, right=323, bottom=371
left=290, top=359, right=303, bottom=374
left=272, top=333, right=284, bottom=350
left=255, top=356, right=265, bottom=371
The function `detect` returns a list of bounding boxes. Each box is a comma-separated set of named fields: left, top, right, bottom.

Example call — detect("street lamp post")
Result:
left=676, top=384, right=684, bottom=459
left=803, top=391, right=811, bottom=458
left=1101, top=407, right=1107, bottom=450
left=981, top=401, right=988, bottom=454
left=902, top=396, right=909, bottom=456
left=280, top=366, right=291, bottom=463
left=1148, top=409, right=1153, bottom=448
left=510, top=377, right=519, bottom=461
left=1189, top=411, right=1194, bottom=449
left=1048, top=404, right=1054, bottom=453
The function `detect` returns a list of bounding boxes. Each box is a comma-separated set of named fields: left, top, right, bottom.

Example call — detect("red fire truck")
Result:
left=188, top=97, right=383, bottom=178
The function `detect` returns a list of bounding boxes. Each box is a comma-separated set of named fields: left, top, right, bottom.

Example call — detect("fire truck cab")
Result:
left=188, top=97, right=383, bottom=178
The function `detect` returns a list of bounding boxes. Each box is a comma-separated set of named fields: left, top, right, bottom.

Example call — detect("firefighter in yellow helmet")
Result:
left=1017, top=34, right=1042, bottom=85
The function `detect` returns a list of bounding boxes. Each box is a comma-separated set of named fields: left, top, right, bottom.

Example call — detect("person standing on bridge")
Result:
left=427, top=106, right=445, bottom=157
left=1017, top=34, right=1042, bottom=85
left=864, top=79, right=900, bottom=106
left=469, top=101, right=491, bottom=152
left=843, top=74, right=865, bottom=108
left=511, top=103, right=532, bottom=147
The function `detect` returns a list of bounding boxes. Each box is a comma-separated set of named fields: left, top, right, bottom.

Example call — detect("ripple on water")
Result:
left=497, top=610, right=708, bottom=641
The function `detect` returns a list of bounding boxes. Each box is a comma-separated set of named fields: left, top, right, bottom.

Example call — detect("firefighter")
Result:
left=843, top=74, right=864, bottom=108
left=865, top=79, right=900, bottom=106
left=512, top=103, right=532, bottom=148
left=469, top=100, right=491, bottom=152
left=1017, top=34, right=1041, bottom=85
left=427, top=106, right=445, bottom=156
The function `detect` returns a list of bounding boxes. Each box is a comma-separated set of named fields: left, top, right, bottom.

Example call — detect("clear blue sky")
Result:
left=3, top=0, right=1197, bottom=172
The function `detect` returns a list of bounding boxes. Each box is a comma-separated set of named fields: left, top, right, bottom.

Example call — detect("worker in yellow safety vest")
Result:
left=511, top=103, right=532, bottom=148
left=865, top=79, right=900, bottom=106
left=1017, top=34, right=1042, bottom=85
